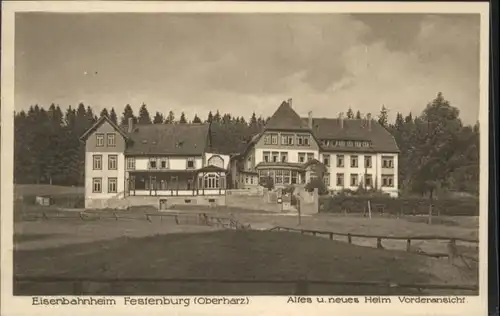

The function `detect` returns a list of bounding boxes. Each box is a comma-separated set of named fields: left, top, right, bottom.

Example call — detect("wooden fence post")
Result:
left=377, top=238, right=383, bottom=249
left=329, top=233, right=333, bottom=240
left=174, top=215, right=179, bottom=225
left=406, top=239, right=411, bottom=252
left=347, top=234, right=352, bottom=244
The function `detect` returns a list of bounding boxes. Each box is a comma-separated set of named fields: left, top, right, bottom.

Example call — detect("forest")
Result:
left=13, top=92, right=479, bottom=197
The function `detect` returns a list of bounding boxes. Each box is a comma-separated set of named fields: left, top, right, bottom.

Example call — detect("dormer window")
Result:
left=149, top=158, right=157, bottom=169
left=160, top=158, right=169, bottom=169
left=271, top=134, right=278, bottom=145
left=187, top=157, right=196, bottom=169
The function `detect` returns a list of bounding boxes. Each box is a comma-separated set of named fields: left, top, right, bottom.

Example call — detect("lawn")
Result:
left=14, top=229, right=478, bottom=296
left=14, top=184, right=84, bottom=199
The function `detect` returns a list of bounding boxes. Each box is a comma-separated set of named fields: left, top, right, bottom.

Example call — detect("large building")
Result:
left=80, top=99, right=399, bottom=208
left=230, top=99, right=400, bottom=197
left=80, top=117, right=230, bottom=209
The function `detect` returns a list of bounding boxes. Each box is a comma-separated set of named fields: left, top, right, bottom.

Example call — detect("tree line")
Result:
left=13, top=92, right=479, bottom=197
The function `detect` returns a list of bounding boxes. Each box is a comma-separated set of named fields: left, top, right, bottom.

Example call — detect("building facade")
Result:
left=80, top=117, right=230, bottom=208
left=230, top=99, right=400, bottom=197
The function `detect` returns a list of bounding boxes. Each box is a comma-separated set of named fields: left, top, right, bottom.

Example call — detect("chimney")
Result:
left=366, top=113, right=372, bottom=131
left=308, top=111, right=313, bottom=129
left=287, top=98, right=293, bottom=108
left=339, top=112, right=344, bottom=129
left=128, top=117, right=134, bottom=133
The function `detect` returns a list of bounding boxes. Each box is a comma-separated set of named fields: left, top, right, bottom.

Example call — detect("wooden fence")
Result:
left=14, top=275, right=478, bottom=295
left=269, top=226, right=479, bottom=261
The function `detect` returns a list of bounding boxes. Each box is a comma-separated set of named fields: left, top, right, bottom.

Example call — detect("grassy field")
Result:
left=14, top=184, right=84, bottom=199
left=14, top=228, right=478, bottom=296
left=12, top=185, right=479, bottom=296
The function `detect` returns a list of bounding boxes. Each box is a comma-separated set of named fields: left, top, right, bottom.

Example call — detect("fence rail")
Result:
left=269, top=226, right=479, bottom=261
left=14, top=275, right=479, bottom=295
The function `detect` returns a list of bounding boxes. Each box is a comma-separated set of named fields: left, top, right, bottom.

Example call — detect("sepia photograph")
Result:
left=1, top=2, right=490, bottom=314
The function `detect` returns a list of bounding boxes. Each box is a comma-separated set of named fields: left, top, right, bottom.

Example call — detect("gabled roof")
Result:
left=265, top=100, right=310, bottom=131
left=79, top=115, right=129, bottom=141
left=125, top=123, right=210, bottom=156
left=303, top=118, right=400, bottom=153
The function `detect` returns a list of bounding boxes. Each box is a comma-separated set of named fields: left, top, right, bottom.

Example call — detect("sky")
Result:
left=15, top=13, right=481, bottom=124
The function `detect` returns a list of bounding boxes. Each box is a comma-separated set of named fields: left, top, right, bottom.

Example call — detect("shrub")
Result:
left=304, top=178, right=328, bottom=195
left=259, top=176, right=274, bottom=190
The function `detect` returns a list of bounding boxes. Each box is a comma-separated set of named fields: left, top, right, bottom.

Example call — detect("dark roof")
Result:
left=80, top=115, right=129, bottom=141
left=208, top=123, right=251, bottom=155
left=303, top=118, right=400, bottom=153
left=125, top=123, right=209, bottom=156
left=265, top=101, right=310, bottom=131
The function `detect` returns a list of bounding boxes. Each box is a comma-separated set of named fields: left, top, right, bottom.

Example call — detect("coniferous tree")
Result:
left=179, top=112, right=187, bottom=123
left=378, top=105, right=388, bottom=127
left=207, top=111, right=213, bottom=123
left=192, top=114, right=202, bottom=123
left=138, top=103, right=152, bottom=124
left=100, top=108, right=109, bottom=118
left=109, top=108, right=118, bottom=124
left=355, top=110, right=362, bottom=119
left=214, top=110, right=221, bottom=122
left=153, top=111, right=164, bottom=124
left=165, top=110, right=175, bottom=124
left=346, top=107, right=354, bottom=119
left=121, top=104, right=136, bottom=126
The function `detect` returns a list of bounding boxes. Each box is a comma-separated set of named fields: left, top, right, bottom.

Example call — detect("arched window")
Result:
left=207, top=155, right=224, bottom=168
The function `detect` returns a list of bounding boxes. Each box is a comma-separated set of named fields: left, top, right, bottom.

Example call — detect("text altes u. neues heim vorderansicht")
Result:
left=31, top=296, right=467, bottom=306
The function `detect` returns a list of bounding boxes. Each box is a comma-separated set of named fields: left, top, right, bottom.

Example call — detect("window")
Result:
left=364, top=156, right=372, bottom=168
left=323, top=154, right=330, bottom=166
left=204, top=174, right=220, bottom=189
left=208, top=155, right=224, bottom=168
left=272, top=152, right=279, bottom=163
left=259, top=170, right=269, bottom=184
left=323, top=173, right=330, bottom=186
left=264, top=135, right=271, bottom=145
left=382, top=175, right=394, bottom=187
left=362, top=141, right=370, bottom=148
left=336, top=173, right=344, bottom=186
left=150, top=176, right=157, bottom=190
left=108, top=155, right=118, bottom=170
left=365, top=174, right=373, bottom=187
left=355, top=141, right=361, bottom=147
left=275, top=170, right=283, bottom=184
left=271, top=134, right=278, bottom=145
left=126, top=157, right=135, bottom=170
left=107, top=133, right=116, bottom=147
left=291, top=171, right=298, bottom=184
left=283, top=170, right=291, bottom=184
left=338, top=140, right=345, bottom=147
left=297, top=136, right=303, bottom=146
left=187, top=157, right=196, bottom=169
left=160, top=179, right=167, bottom=190
left=281, top=134, right=294, bottom=146
left=347, top=141, right=353, bottom=147
left=382, top=156, right=394, bottom=168
left=160, top=158, right=169, bottom=169
left=263, top=151, right=270, bottom=163
left=337, top=155, right=344, bottom=168
left=93, top=155, right=102, bottom=170
left=92, top=178, right=102, bottom=193
left=350, top=174, right=359, bottom=187
left=298, top=153, right=306, bottom=163
left=281, top=152, right=288, bottom=163
left=307, top=153, right=314, bottom=162
left=108, top=177, right=117, bottom=193
left=96, top=134, right=104, bottom=147
left=245, top=176, right=249, bottom=184
left=303, top=136, right=310, bottom=146
left=350, top=155, right=358, bottom=168
left=149, top=158, right=157, bottom=169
